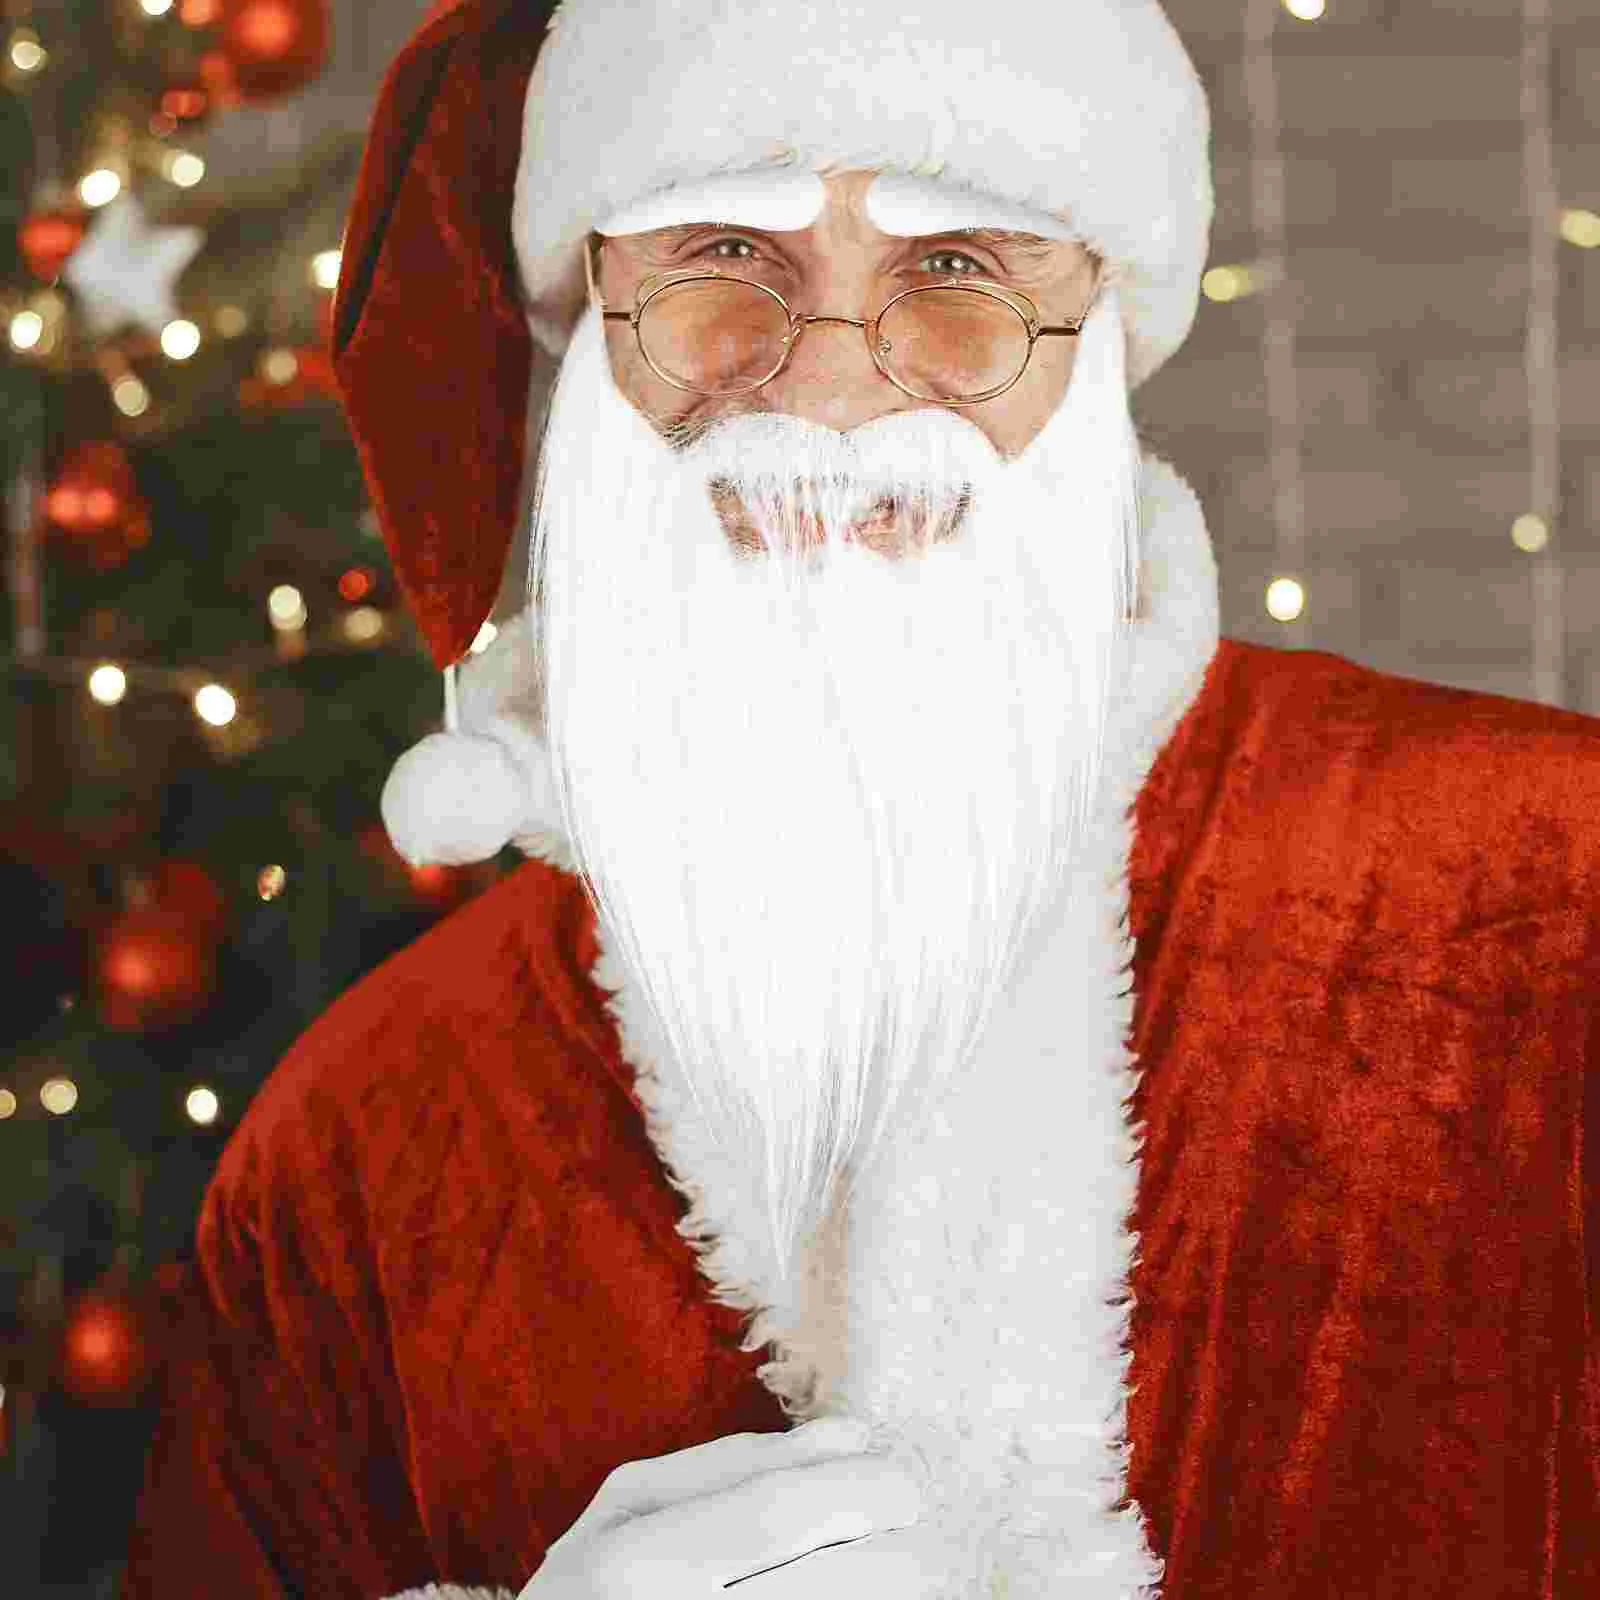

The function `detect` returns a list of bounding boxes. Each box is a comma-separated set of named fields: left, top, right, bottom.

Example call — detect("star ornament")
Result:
left=63, top=194, right=205, bottom=341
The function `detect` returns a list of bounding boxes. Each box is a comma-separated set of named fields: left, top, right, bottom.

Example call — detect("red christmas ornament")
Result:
left=159, top=80, right=213, bottom=122
left=94, top=906, right=217, bottom=1032
left=59, top=1277, right=154, bottom=1406
left=148, top=858, right=230, bottom=941
left=18, top=207, right=88, bottom=282
left=337, top=565, right=374, bottom=602
left=195, top=49, right=242, bottom=110
left=43, top=442, right=152, bottom=573
left=214, top=0, right=328, bottom=104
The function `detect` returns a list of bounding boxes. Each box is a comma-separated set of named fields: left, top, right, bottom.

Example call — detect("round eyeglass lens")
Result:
left=876, top=287, right=1031, bottom=402
left=638, top=278, right=790, bottom=394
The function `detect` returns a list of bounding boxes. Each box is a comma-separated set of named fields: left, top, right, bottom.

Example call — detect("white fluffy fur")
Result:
left=380, top=611, right=574, bottom=870
left=378, top=454, right=1221, bottom=1596
left=510, top=0, right=1213, bottom=392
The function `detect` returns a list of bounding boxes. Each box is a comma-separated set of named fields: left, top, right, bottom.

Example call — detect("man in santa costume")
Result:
left=121, top=0, right=1600, bottom=1596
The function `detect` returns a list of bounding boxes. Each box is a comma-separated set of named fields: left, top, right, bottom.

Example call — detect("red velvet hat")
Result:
left=338, top=0, right=1211, bottom=671
left=331, top=0, right=557, bottom=669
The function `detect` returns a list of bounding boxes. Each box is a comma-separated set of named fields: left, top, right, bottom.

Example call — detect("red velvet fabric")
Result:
left=121, top=638, right=1600, bottom=1599
left=332, top=0, right=554, bottom=669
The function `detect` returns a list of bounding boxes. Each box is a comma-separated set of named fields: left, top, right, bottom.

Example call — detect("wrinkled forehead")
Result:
left=594, top=169, right=1078, bottom=243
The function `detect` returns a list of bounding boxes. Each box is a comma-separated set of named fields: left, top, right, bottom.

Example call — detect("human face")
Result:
left=594, top=169, right=1102, bottom=467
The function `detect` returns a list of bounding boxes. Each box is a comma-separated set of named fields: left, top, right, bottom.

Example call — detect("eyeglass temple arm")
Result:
left=1039, top=262, right=1106, bottom=337
left=588, top=235, right=652, bottom=325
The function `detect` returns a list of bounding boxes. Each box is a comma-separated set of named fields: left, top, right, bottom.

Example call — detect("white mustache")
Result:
left=674, top=407, right=999, bottom=524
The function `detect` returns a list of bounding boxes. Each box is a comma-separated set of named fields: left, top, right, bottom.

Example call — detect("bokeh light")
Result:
left=185, top=1086, right=220, bottom=1126
left=79, top=169, right=123, bottom=208
left=194, top=684, right=237, bottom=726
left=41, top=1078, right=79, bottom=1116
left=88, top=664, right=128, bottom=705
left=1266, top=577, right=1306, bottom=623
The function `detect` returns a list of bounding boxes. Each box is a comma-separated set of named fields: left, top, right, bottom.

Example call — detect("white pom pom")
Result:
left=380, top=730, right=528, bottom=866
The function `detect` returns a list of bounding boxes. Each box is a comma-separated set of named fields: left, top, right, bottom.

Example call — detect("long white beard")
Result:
left=528, top=284, right=1141, bottom=1285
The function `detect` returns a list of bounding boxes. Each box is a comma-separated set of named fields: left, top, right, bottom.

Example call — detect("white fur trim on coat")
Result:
left=511, top=0, right=1213, bottom=391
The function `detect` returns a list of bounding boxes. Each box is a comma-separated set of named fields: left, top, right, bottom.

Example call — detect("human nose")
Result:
left=758, top=310, right=911, bottom=433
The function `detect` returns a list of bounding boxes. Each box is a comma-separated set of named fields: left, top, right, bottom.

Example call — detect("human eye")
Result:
left=692, top=234, right=763, bottom=263
left=916, top=246, right=993, bottom=278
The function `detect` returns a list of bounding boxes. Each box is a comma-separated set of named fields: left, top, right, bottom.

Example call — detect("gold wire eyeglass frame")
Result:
left=585, top=233, right=1101, bottom=408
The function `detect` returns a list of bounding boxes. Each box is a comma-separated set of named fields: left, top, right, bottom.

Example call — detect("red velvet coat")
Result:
left=120, top=636, right=1600, bottom=1599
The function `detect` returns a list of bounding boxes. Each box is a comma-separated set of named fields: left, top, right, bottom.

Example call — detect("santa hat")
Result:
left=340, top=0, right=1212, bottom=859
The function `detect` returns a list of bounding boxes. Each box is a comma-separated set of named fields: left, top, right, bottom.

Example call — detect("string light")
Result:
left=193, top=683, right=237, bottom=726
left=79, top=169, right=123, bottom=208
left=1200, top=264, right=1260, bottom=303
left=111, top=374, right=152, bottom=417
left=214, top=305, right=250, bottom=337
left=1281, top=0, right=1325, bottom=19
left=259, top=348, right=298, bottom=384
left=257, top=864, right=287, bottom=900
left=160, top=319, right=201, bottom=360
left=1560, top=208, right=1600, bottom=249
left=40, top=1078, right=79, bottom=1116
left=267, top=584, right=307, bottom=631
left=1266, top=577, right=1306, bottom=622
left=140, top=0, right=176, bottom=13
left=1512, top=513, right=1549, bottom=554
left=8, top=309, right=44, bottom=351
left=0, top=1089, right=17, bottom=1120
left=165, top=151, right=205, bottom=188
left=8, top=28, right=46, bottom=72
left=311, top=249, right=342, bottom=291
left=88, top=663, right=129, bottom=705
left=184, top=1086, right=220, bottom=1126
left=343, top=606, right=385, bottom=643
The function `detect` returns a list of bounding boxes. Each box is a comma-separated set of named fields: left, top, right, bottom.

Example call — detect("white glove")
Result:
left=517, top=1417, right=945, bottom=1598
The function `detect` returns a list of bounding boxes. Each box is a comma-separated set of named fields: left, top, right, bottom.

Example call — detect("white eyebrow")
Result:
left=863, top=172, right=1077, bottom=242
left=595, top=170, right=825, bottom=236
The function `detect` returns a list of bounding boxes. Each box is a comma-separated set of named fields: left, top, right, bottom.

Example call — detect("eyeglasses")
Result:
left=586, top=235, right=1099, bottom=407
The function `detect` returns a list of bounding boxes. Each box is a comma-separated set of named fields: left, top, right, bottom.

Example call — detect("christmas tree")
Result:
left=0, top=2, right=506, bottom=1589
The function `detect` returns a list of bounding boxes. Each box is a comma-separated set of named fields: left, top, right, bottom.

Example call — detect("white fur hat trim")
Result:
left=511, top=0, right=1212, bottom=390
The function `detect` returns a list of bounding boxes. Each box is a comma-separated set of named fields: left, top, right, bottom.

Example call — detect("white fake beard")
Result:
left=528, top=285, right=1141, bottom=1283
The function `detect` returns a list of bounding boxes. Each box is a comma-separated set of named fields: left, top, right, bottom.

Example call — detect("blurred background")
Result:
left=0, top=0, right=1594, bottom=1593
